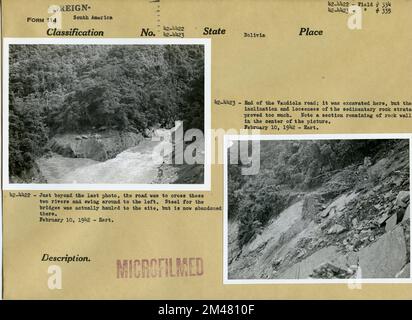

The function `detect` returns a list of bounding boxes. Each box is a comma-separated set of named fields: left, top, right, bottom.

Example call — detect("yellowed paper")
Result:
left=1, top=0, right=412, bottom=300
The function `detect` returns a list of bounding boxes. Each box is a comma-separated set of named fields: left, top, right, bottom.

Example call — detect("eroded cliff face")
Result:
left=228, top=141, right=410, bottom=280
left=47, top=131, right=144, bottom=161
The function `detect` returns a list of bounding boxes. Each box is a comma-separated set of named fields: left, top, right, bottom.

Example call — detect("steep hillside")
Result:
left=228, top=140, right=410, bottom=279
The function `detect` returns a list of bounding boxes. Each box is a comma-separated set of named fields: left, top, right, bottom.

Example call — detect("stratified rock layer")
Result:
left=48, top=131, right=144, bottom=161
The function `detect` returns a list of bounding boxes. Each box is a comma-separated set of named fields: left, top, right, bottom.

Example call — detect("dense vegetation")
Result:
left=9, top=44, right=204, bottom=178
left=228, top=140, right=394, bottom=247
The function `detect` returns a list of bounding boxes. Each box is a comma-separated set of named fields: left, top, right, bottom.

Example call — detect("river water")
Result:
left=36, top=139, right=172, bottom=184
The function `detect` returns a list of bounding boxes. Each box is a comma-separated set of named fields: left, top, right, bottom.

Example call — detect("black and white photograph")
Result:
left=226, top=137, right=410, bottom=281
left=4, top=39, right=210, bottom=189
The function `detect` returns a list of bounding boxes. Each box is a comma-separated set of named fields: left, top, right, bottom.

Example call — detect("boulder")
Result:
left=359, top=225, right=407, bottom=278
left=395, top=263, right=410, bottom=278
left=271, top=257, right=283, bottom=268
left=144, top=128, right=154, bottom=137
left=374, top=204, right=382, bottom=210
left=327, top=224, right=346, bottom=235
left=378, top=213, right=390, bottom=226
left=278, top=246, right=340, bottom=279
left=352, top=218, right=359, bottom=227
left=320, top=210, right=329, bottom=218
left=385, top=214, right=398, bottom=232
left=279, top=246, right=358, bottom=279
left=310, top=262, right=354, bottom=279
left=395, top=191, right=410, bottom=208
left=373, top=185, right=383, bottom=192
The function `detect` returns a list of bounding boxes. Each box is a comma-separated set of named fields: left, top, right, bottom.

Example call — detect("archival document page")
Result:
left=1, top=0, right=412, bottom=299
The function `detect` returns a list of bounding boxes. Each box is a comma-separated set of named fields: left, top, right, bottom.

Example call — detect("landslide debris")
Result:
left=228, top=140, right=410, bottom=280
left=47, top=130, right=144, bottom=161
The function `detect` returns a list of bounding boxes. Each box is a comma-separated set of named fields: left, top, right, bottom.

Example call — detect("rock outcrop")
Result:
left=47, top=131, right=144, bottom=161
left=359, top=225, right=408, bottom=278
left=311, top=262, right=357, bottom=279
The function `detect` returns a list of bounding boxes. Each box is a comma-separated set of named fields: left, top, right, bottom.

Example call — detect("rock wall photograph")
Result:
left=227, top=139, right=410, bottom=280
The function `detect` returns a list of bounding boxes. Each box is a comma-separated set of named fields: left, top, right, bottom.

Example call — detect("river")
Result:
left=36, top=138, right=175, bottom=184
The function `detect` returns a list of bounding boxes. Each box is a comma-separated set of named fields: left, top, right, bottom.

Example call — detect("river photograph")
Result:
left=7, top=41, right=206, bottom=185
